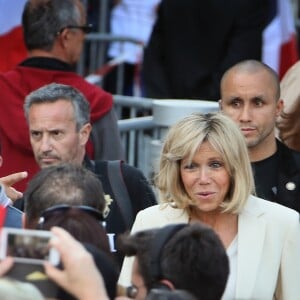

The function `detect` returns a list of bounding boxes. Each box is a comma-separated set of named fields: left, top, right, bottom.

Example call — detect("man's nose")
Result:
left=40, top=136, right=52, bottom=152
left=239, top=105, right=252, bottom=122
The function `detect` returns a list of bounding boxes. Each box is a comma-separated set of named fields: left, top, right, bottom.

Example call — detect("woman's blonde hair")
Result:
left=155, top=112, right=255, bottom=214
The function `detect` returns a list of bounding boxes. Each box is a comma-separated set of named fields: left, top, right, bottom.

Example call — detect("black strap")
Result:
left=107, top=160, right=133, bottom=229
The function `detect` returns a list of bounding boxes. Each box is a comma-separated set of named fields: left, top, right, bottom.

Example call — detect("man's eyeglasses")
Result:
left=57, top=24, right=93, bottom=35
left=38, top=204, right=104, bottom=226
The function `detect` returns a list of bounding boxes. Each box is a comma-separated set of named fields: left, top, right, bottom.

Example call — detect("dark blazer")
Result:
left=143, top=0, right=269, bottom=100
left=86, top=157, right=157, bottom=266
left=275, top=140, right=300, bottom=212
left=85, top=158, right=157, bottom=234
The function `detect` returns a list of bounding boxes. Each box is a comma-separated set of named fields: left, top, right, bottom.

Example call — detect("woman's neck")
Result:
left=188, top=207, right=238, bottom=248
left=189, top=207, right=223, bottom=227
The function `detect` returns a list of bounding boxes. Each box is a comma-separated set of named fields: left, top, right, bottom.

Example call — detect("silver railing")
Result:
left=78, top=33, right=143, bottom=95
left=114, top=96, right=219, bottom=179
left=115, top=96, right=161, bottom=177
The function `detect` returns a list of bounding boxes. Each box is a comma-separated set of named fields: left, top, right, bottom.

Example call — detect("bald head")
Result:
left=220, top=60, right=280, bottom=101
left=219, top=59, right=284, bottom=161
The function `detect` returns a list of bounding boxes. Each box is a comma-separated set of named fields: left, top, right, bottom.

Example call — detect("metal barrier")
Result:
left=118, top=116, right=161, bottom=176
left=78, top=33, right=143, bottom=95
left=115, top=96, right=160, bottom=175
left=115, top=95, right=219, bottom=179
left=113, top=94, right=153, bottom=119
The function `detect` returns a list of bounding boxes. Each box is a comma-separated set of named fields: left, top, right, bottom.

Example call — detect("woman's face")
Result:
left=180, top=141, right=230, bottom=213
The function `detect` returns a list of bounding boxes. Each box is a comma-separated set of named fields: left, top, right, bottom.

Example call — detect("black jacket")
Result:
left=85, top=157, right=157, bottom=265
left=143, top=0, right=269, bottom=100
left=85, top=157, right=157, bottom=235
left=274, top=141, right=300, bottom=213
left=253, top=140, right=300, bottom=213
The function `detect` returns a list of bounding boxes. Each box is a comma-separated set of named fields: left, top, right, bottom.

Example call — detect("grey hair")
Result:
left=24, top=83, right=90, bottom=130
left=22, top=0, right=82, bottom=51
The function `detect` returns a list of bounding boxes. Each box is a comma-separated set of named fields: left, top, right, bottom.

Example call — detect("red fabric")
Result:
left=279, top=34, right=299, bottom=79
left=0, top=27, right=27, bottom=73
left=262, top=0, right=298, bottom=80
left=0, top=66, right=113, bottom=191
left=0, top=206, right=6, bottom=228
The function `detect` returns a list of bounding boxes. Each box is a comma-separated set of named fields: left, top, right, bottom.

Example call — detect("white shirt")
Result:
left=108, top=0, right=161, bottom=64
left=221, top=236, right=238, bottom=300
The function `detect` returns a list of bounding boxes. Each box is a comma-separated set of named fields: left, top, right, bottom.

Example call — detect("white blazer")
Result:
left=118, top=195, right=300, bottom=300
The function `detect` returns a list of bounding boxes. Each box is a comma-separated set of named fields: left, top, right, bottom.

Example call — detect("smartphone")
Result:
left=0, top=228, right=60, bottom=266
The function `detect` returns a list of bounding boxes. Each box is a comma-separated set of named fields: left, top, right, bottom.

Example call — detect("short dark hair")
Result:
left=24, top=163, right=106, bottom=228
left=221, top=59, right=281, bottom=100
left=146, top=289, right=197, bottom=300
left=22, top=0, right=82, bottom=51
left=119, top=223, right=229, bottom=300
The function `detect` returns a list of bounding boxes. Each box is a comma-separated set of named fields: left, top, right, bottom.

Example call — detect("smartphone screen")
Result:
left=0, top=228, right=59, bottom=265
left=8, top=233, right=50, bottom=260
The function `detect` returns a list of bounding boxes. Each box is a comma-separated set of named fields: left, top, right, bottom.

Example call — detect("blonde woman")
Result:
left=118, top=112, right=300, bottom=300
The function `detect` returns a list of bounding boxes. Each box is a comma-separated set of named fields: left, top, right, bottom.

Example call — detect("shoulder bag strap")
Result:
left=107, top=160, right=134, bottom=229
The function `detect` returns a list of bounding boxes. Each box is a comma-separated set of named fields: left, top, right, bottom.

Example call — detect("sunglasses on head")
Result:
left=57, top=24, right=93, bottom=35
left=38, top=204, right=104, bottom=227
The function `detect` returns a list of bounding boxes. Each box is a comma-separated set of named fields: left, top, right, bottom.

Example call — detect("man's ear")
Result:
left=276, top=99, right=284, bottom=117
left=159, top=279, right=175, bottom=290
left=79, top=123, right=92, bottom=146
left=218, top=99, right=223, bottom=111
left=56, top=28, right=71, bottom=49
left=22, top=213, right=26, bottom=228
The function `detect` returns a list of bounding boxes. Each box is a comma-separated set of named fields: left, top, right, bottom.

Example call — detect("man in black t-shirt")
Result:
left=220, top=59, right=300, bottom=213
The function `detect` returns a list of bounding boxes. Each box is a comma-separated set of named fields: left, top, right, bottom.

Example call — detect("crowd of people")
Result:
left=0, top=1, right=300, bottom=300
